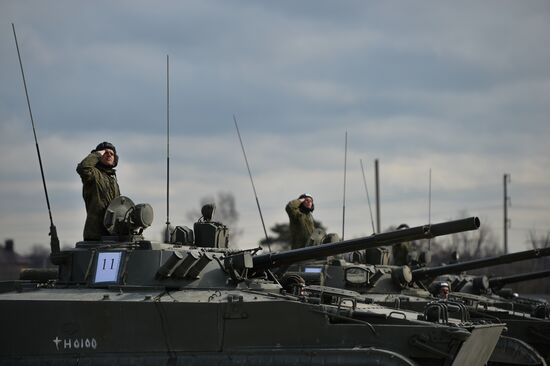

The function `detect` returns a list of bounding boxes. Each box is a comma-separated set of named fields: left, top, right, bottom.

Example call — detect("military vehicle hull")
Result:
left=464, top=299, right=550, bottom=362
left=434, top=271, right=550, bottom=319
left=0, top=215, right=496, bottom=365
left=0, top=234, right=497, bottom=366
left=0, top=284, right=502, bottom=366
left=371, top=293, right=547, bottom=366
left=285, top=262, right=547, bottom=366
left=488, top=293, right=550, bottom=319
left=433, top=274, right=550, bottom=362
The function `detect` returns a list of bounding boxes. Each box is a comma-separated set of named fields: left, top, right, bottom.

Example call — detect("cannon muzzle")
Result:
left=489, top=268, right=550, bottom=291
left=412, top=247, right=550, bottom=282
left=229, top=217, right=480, bottom=271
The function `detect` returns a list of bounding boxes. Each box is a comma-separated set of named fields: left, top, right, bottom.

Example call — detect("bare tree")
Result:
left=427, top=213, right=502, bottom=265
left=444, top=223, right=499, bottom=259
left=26, top=244, right=53, bottom=268
left=527, top=229, right=550, bottom=249
left=429, top=222, right=550, bottom=294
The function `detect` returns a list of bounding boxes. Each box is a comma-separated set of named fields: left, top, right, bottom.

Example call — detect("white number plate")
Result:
left=94, top=252, right=122, bottom=283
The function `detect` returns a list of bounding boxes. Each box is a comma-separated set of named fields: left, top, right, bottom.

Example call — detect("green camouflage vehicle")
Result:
left=489, top=269, right=550, bottom=317
left=429, top=270, right=550, bottom=362
left=0, top=199, right=502, bottom=366
left=429, top=268, right=550, bottom=318
left=284, top=246, right=550, bottom=365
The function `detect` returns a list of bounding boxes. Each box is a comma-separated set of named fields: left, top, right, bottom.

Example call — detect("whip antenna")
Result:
left=428, top=168, right=432, bottom=250
left=342, top=131, right=347, bottom=240
left=165, top=54, right=171, bottom=242
left=360, top=159, right=376, bottom=234
left=233, top=115, right=271, bottom=252
left=12, top=23, right=60, bottom=255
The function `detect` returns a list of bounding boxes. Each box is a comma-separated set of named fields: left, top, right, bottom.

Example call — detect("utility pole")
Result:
left=503, top=173, right=511, bottom=254
left=375, top=159, right=380, bottom=234
left=342, top=131, right=347, bottom=240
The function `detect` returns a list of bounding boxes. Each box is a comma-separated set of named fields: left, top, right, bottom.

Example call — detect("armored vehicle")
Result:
left=489, top=269, right=550, bottom=317
left=411, top=248, right=550, bottom=315
left=418, top=254, right=550, bottom=363
left=436, top=284, right=550, bottom=364
left=431, top=269, right=550, bottom=362
left=0, top=200, right=503, bottom=366
left=284, top=246, right=550, bottom=365
left=423, top=266, right=550, bottom=318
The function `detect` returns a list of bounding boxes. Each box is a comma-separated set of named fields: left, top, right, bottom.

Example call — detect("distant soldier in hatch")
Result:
left=76, top=141, right=120, bottom=241
left=438, top=282, right=450, bottom=300
left=286, top=193, right=315, bottom=250
left=391, top=223, right=412, bottom=266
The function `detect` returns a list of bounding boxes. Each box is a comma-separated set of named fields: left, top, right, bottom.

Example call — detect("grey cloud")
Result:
left=2, top=0, right=550, bottom=254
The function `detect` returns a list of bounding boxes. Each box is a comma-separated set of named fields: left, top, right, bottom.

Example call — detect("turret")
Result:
left=412, top=247, right=550, bottom=282
left=226, top=217, right=480, bottom=272
left=52, top=216, right=480, bottom=288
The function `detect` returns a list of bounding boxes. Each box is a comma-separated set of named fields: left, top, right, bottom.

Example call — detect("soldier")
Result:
left=391, top=223, right=412, bottom=266
left=438, top=282, right=450, bottom=300
left=76, top=141, right=120, bottom=241
left=286, top=193, right=315, bottom=250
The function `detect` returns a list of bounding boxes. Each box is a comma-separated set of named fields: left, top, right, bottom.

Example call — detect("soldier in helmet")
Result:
left=76, top=141, right=120, bottom=241
left=286, top=193, right=315, bottom=250
left=438, top=282, right=450, bottom=300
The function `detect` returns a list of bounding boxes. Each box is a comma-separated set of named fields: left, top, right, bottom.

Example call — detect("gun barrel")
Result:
left=252, top=217, right=480, bottom=270
left=412, top=247, right=550, bottom=282
left=489, top=269, right=550, bottom=290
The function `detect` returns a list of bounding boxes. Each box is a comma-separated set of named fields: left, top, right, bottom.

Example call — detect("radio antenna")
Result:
left=12, top=23, right=60, bottom=256
left=360, top=159, right=376, bottom=234
left=233, top=115, right=271, bottom=252
left=342, top=131, right=347, bottom=240
left=165, top=54, right=171, bottom=243
left=428, top=168, right=432, bottom=250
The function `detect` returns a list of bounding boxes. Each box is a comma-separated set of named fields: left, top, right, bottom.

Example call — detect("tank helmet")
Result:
left=93, top=141, right=118, bottom=167
left=439, top=282, right=449, bottom=289
left=94, top=141, right=117, bottom=154
left=298, top=193, right=314, bottom=212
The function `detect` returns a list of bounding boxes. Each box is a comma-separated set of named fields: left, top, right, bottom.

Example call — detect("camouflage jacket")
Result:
left=285, top=199, right=314, bottom=250
left=392, top=242, right=412, bottom=266
left=76, top=152, right=120, bottom=240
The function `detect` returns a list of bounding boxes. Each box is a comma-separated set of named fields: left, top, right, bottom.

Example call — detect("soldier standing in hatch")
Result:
left=76, top=142, right=120, bottom=241
left=286, top=193, right=315, bottom=250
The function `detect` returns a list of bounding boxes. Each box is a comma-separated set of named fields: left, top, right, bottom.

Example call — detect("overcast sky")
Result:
left=2, top=1, right=550, bottom=255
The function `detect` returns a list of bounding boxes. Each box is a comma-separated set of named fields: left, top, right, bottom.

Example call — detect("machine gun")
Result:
left=411, top=247, right=550, bottom=283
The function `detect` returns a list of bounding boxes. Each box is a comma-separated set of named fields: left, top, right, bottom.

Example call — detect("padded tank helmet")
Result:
left=298, top=193, right=315, bottom=212
left=93, top=141, right=119, bottom=167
